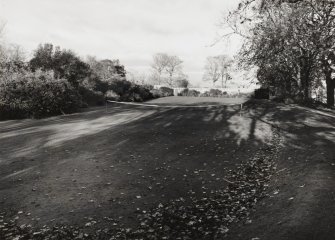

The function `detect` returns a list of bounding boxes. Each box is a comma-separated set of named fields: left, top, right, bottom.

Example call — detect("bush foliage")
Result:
left=178, top=89, right=200, bottom=97
left=150, top=87, right=174, bottom=98
left=0, top=70, right=81, bottom=119
left=78, top=87, right=105, bottom=107
left=159, top=87, right=174, bottom=97
left=0, top=43, right=159, bottom=120
left=105, top=80, right=154, bottom=102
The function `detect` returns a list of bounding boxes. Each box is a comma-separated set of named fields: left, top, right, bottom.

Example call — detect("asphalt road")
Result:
left=0, top=97, right=269, bottom=230
left=1, top=97, right=334, bottom=239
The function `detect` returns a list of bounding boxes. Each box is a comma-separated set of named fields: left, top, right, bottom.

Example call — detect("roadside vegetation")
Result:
left=177, top=88, right=250, bottom=98
left=0, top=42, right=158, bottom=120
left=224, top=0, right=335, bottom=107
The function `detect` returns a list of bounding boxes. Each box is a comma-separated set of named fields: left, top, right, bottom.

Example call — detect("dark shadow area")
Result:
left=227, top=100, right=335, bottom=240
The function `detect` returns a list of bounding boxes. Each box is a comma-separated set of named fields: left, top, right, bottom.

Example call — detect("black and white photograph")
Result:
left=0, top=0, right=334, bottom=239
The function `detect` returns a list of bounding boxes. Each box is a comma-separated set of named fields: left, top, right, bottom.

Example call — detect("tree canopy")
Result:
left=30, top=44, right=91, bottom=87
left=226, top=0, right=335, bottom=105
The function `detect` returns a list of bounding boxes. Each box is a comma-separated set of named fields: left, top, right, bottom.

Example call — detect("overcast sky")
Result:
left=0, top=0, right=244, bottom=86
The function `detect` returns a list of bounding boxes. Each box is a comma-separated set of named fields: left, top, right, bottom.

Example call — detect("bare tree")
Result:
left=151, top=53, right=184, bottom=87
left=165, top=55, right=183, bottom=87
left=151, top=53, right=169, bottom=85
left=203, top=56, right=221, bottom=86
left=215, top=55, right=233, bottom=88
left=7, top=44, right=26, bottom=62
left=0, top=38, right=25, bottom=67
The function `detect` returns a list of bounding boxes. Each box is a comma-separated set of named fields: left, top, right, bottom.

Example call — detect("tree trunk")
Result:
left=326, top=72, right=334, bottom=107
left=284, top=77, right=292, bottom=98
left=300, top=70, right=310, bottom=101
left=326, top=80, right=334, bottom=106
left=322, top=59, right=334, bottom=107
left=299, top=55, right=312, bottom=102
left=169, top=73, right=173, bottom=87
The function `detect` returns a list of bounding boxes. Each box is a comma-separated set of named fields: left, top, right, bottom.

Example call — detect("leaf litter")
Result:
left=0, top=130, right=281, bottom=240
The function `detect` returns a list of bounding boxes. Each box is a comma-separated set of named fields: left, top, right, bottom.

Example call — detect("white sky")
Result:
left=0, top=0, right=245, bottom=86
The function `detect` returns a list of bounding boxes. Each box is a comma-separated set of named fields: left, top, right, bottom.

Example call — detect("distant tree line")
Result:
left=226, top=0, right=335, bottom=106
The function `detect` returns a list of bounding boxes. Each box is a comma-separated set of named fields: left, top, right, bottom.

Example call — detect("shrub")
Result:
left=177, top=89, right=188, bottom=96
left=120, top=85, right=154, bottom=102
left=133, top=85, right=154, bottom=101
left=200, top=89, right=225, bottom=97
left=79, top=87, right=105, bottom=106
left=178, top=89, right=200, bottom=97
left=209, top=89, right=223, bottom=97
left=109, top=79, right=132, bottom=96
left=150, top=87, right=174, bottom=98
left=200, top=91, right=210, bottom=97
left=159, top=87, right=174, bottom=97
left=0, top=70, right=81, bottom=119
left=175, top=79, right=189, bottom=88
left=81, top=75, right=110, bottom=95
left=254, top=88, right=270, bottom=99
left=106, top=81, right=153, bottom=102
left=142, top=84, right=154, bottom=91
left=188, top=90, right=200, bottom=97
left=150, top=89, right=161, bottom=98
left=82, top=78, right=155, bottom=103
left=105, top=90, right=120, bottom=101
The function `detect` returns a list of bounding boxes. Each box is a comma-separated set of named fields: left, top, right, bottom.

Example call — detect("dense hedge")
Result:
left=0, top=49, right=160, bottom=120
left=78, top=87, right=105, bottom=107
left=0, top=70, right=81, bottom=119
left=203, top=89, right=223, bottom=97
left=175, top=88, right=250, bottom=98
left=150, top=87, right=174, bottom=98
left=200, top=89, right=231, bottom=97
left=105, top=80, right=154, bottom=102
left=159, top=87, right=174, bottom=97
left=254, top=88, right=270, bottom=99
left=0, top=73, right=156, bottom=120
left=178, top=88, right=200, bottom=97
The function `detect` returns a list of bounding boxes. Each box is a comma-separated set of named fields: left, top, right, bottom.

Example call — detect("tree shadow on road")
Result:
left=1, top=100, right=334, bottom=239
left=0, top=102, right=271, bottom=228
left=227, top=100, right=335, bottom=240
